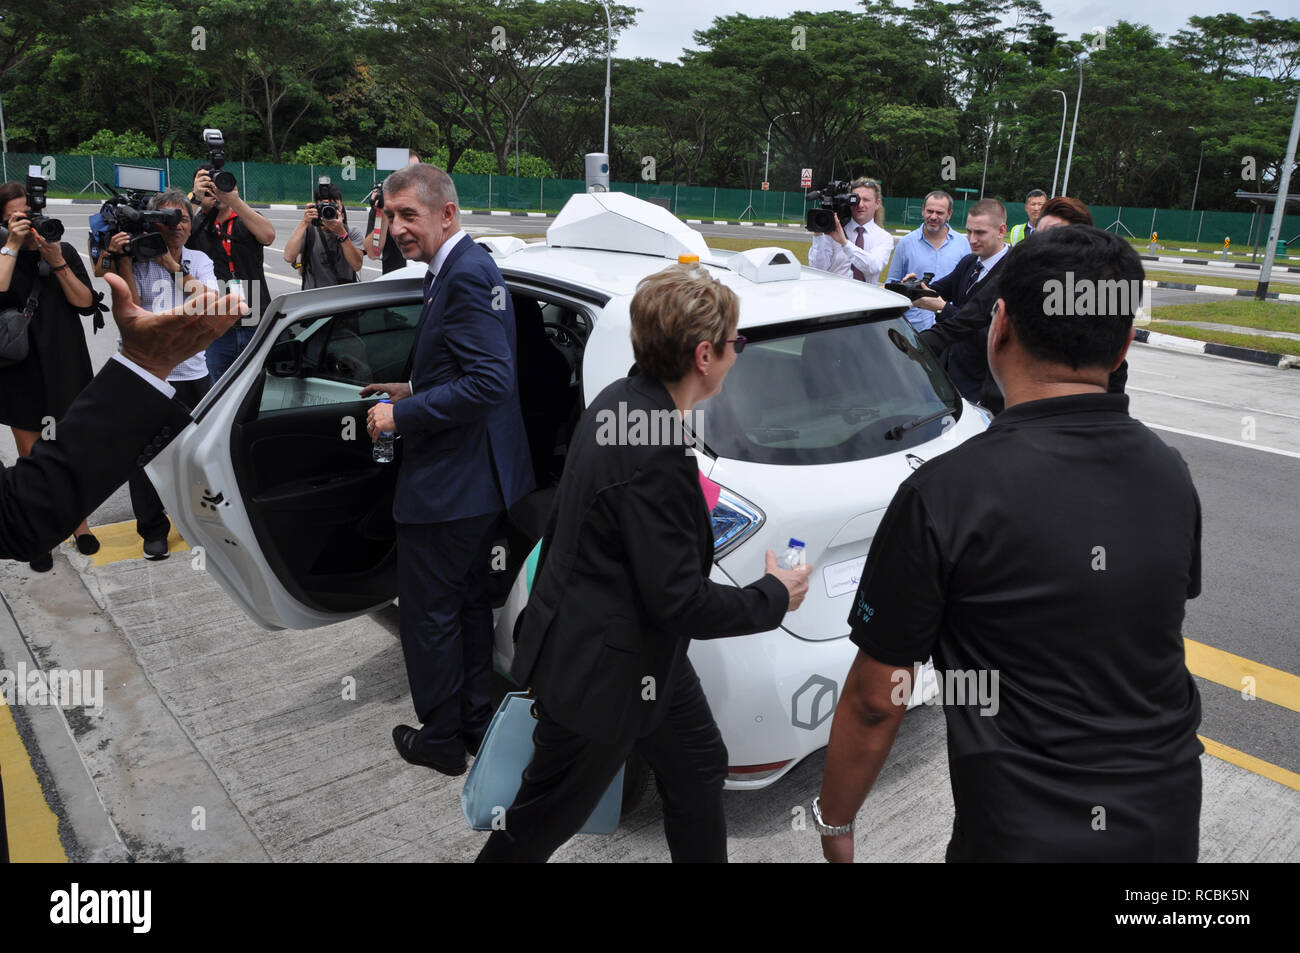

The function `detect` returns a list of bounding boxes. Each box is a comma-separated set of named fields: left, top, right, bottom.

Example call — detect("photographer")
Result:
left=284, top=183, right=364, bottom=289
left=0, top=180, right=100, bottom=569
left=364, top=151, right=421, bottom=275
left=186, top=165, right=275, bottom=381
left=808, top=177, right=893, bottom=284
left=102, top=189, right=219, bottom=560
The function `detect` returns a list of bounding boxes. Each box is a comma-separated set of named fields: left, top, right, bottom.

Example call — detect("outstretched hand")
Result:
left=105, top=271, right=247, bottom=383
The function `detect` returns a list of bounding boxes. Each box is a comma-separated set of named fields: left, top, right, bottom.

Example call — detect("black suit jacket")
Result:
left=0, top=359, right=190, bottom=560
left=917, top=251, right=1007, bottom=406
left=511, top=369, right=788, bottom=743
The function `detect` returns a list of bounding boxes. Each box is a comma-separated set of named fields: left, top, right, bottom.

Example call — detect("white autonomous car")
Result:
left=150, top=191, right=988, bottom=802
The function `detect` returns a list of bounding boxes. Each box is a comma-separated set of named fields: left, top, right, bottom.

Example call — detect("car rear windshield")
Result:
left=693, top=314, right=962, bottom=465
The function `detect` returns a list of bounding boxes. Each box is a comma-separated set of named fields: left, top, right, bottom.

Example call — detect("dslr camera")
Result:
left=885, top=272, right=936, bottom=301
left=805, top=180, right=858, bottom=234
left=0, top=168, right=65, bottom=244
left=93, top=187, right=182, bottom=262
left=312, top=176, right=341, bottom=226
left=202, top=128, right=238, bottom=194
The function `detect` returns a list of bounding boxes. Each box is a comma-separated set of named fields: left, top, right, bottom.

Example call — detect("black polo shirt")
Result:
left=188, top=208, right=272, bottom=321
left=848, top=392, right=1203, bottom=862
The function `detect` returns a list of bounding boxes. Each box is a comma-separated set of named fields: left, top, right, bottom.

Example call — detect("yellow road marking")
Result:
left=1200, top=735, right=1300, bottom=792
left=1184, top=638, right=1300, bottom=714
left=0, top=702, right=67, bottom=861
left=88, top=520, right=188, bottom=568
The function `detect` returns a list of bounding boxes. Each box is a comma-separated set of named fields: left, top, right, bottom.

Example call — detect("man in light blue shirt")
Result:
left=887, top=190, right=970, bottom=331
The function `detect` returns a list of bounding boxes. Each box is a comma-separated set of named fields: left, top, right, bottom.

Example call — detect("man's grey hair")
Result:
left=149, top=188, right=193, bottom=225
left=923, top=190, right=954, bottom=213
left=1025, top=189, right=1047, bottom=201
left=383, top=163, right=459, bottom=213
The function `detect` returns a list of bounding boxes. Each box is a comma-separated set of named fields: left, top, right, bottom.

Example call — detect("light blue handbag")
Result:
left=461, top=691, right=625, bottom=834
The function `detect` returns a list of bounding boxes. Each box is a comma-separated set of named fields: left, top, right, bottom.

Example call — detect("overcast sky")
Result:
left=610, top=0, right=1283, bottom=61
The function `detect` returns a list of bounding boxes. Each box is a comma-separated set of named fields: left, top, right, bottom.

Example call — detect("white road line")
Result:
left=1145, top=422, right=1300, bottom=459
left=1129, top=386, right=1300, bottom=422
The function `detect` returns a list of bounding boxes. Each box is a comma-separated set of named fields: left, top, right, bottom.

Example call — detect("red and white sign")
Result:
left=761, top=181, right=770, bottom=191
left=800, top=168, right=813, bottom=188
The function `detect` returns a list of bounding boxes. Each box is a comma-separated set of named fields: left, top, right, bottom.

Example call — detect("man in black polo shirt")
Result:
left=187, top=165, right=276, bottom=381
left=815, top=226, right=1203, bottom=862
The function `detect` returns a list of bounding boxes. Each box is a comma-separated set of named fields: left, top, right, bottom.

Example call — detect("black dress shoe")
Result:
left=29, top=552, right=53, bottom=573
left=142, top=536, right=170, bottom=560
left=75, top=533, right=100, bottom=556
left=392, top=725, right=466, bottom=776
left=462, top=730, right=484, bottom=758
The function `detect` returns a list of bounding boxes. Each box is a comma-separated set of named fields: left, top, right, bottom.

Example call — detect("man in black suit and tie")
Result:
left=363, top=164, right=533, bottom=777
left=910, top=199, right=1010, bottom=411
left=1, top=273, right=245, bottom=861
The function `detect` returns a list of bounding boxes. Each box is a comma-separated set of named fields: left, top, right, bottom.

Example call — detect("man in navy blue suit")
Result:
left=364, top=163, right=533, bottom=777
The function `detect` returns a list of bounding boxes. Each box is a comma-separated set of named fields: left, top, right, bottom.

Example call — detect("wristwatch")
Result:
left=812, top=796, right=855, bottom=836
left=0, top=247, right=16, bottom=258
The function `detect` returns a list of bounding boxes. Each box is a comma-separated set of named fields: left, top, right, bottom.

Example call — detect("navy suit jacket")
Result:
left=392, top=235, right=534, bottom=523
left=920, top=251, right=1007, bottom=404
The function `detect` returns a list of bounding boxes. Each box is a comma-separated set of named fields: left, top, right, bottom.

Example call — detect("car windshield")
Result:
left=693, top=314, right=961, bottom=465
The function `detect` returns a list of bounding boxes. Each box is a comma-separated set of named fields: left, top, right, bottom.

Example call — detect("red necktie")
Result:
left=851, top=225, right=866, bottom=282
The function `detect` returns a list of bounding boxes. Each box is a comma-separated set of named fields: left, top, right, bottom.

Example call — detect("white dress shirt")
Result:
left=809, top=219, right=894, bottom=284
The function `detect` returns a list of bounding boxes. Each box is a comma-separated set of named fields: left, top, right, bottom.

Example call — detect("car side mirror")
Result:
left=266, top=337, right=304, bottom=377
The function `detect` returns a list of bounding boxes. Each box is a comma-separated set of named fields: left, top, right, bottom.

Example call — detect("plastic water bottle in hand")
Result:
left=778, top=538, right=806, bottom=570
left=373, top=398, right=396, bottom=463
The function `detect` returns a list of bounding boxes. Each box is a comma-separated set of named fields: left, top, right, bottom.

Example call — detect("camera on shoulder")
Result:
left=805, top=180, right=858, bottom=234
left=91, top=187, right=181, bottom=262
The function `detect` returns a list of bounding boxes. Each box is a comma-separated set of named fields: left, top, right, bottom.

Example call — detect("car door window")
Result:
left=259, top=303, right=422, bottom=412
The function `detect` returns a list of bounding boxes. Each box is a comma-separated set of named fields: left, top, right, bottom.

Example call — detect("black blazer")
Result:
left=918, top=251, right=1008, bottom=405
left=0, top=359, right=190, bottom=560
left=511, top=369, right=788, bottom=743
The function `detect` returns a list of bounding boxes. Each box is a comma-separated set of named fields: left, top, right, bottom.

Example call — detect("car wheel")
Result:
left=620, top=751, right=650, bottom=816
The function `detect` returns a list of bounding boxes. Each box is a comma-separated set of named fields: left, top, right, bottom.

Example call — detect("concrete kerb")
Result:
left=1135, top=328, right=1300, bottom=369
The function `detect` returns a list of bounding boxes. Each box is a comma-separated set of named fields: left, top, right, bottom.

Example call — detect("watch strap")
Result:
left=812, top=796, right=855, bottom=836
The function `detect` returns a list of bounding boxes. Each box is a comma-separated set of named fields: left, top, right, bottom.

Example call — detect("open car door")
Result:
left=148, top=277, right=425, bottom=630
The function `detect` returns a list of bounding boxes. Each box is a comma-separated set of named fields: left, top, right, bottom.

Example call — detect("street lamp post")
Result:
left=980, top=105, right=998, bottom=199
left=763, top=111, right=798, bottom=187
left=600, top=1, right=612, bottom=157
left=1061, top=60, right=1084, bottom=196
left=1051, top=89, right=1067, bottom=196
left=1188, top=127, right=1205, bottom=212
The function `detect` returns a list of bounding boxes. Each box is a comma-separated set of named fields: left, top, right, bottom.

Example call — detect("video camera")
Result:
left=202, top=128, right=238, bottom=195
left=312, top=176, right=341, bottom=226
left=884, top=272, right=936, bottom=302
left=0, top=168, right=65, bottom=245
left=92, top=187, right=182, bottom=262
left=805, top=180, right=858, bottom=234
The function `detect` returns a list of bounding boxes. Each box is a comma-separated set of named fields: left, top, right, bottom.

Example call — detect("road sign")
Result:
left=761, top=181, right=770, bottom=191
left=800, top=168, right=813, bottom=188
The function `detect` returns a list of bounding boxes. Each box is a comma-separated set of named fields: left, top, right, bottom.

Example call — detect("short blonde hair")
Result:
left=630, top=264, right=739, bottom=382
left=851, top=176, right=885, bottom=226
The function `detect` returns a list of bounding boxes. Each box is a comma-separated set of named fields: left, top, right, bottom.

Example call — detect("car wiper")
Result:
left=884, top=405, right=957, bottom=440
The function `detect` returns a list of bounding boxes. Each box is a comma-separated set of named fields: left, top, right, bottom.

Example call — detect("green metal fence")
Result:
left=10, top=150, right=1300, bottom=248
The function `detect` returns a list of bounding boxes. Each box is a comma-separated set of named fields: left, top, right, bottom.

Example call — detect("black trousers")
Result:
left=127, top=376, right=210, bottom=541
left=476, top=659, right=729, bottom=863
left=396, top=511, right=502, bottom=758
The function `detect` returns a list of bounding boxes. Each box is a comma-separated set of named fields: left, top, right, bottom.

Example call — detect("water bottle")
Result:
left=777, top=537, right=806, bottom=570
left=373, top=399, right=396, bottom=463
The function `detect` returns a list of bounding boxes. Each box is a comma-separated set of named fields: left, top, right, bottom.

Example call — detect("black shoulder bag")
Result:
left=0, top=267, right=44, bottom=368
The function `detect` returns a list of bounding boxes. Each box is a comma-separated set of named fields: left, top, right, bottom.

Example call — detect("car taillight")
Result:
left=710, top=486, right=765, bottom=558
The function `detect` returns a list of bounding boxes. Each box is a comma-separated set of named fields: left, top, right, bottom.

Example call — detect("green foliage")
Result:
left=69, top=129, right=157, bottom=158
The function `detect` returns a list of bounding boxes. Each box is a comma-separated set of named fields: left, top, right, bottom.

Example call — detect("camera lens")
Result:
left=213, top=170, right=237, bottom=192
left=321, top=204, right=339, bottom=221
left=36, top=218, right=64, bottom=242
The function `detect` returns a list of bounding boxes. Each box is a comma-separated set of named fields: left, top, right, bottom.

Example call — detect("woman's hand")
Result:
left=5, top=212, right=30, bottom=250
left=33, top=233, right=66, bottom=267
left=765, top=550, right=812, bottom=610
left=108, top=231, right=131, bottom=255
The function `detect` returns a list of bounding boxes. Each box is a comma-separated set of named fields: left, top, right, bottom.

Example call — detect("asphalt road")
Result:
left=0, top=203, right=1296, bottom=863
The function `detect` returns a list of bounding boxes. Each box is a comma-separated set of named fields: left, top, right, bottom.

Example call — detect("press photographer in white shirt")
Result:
left=808, top=177, right=894, bottom=284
